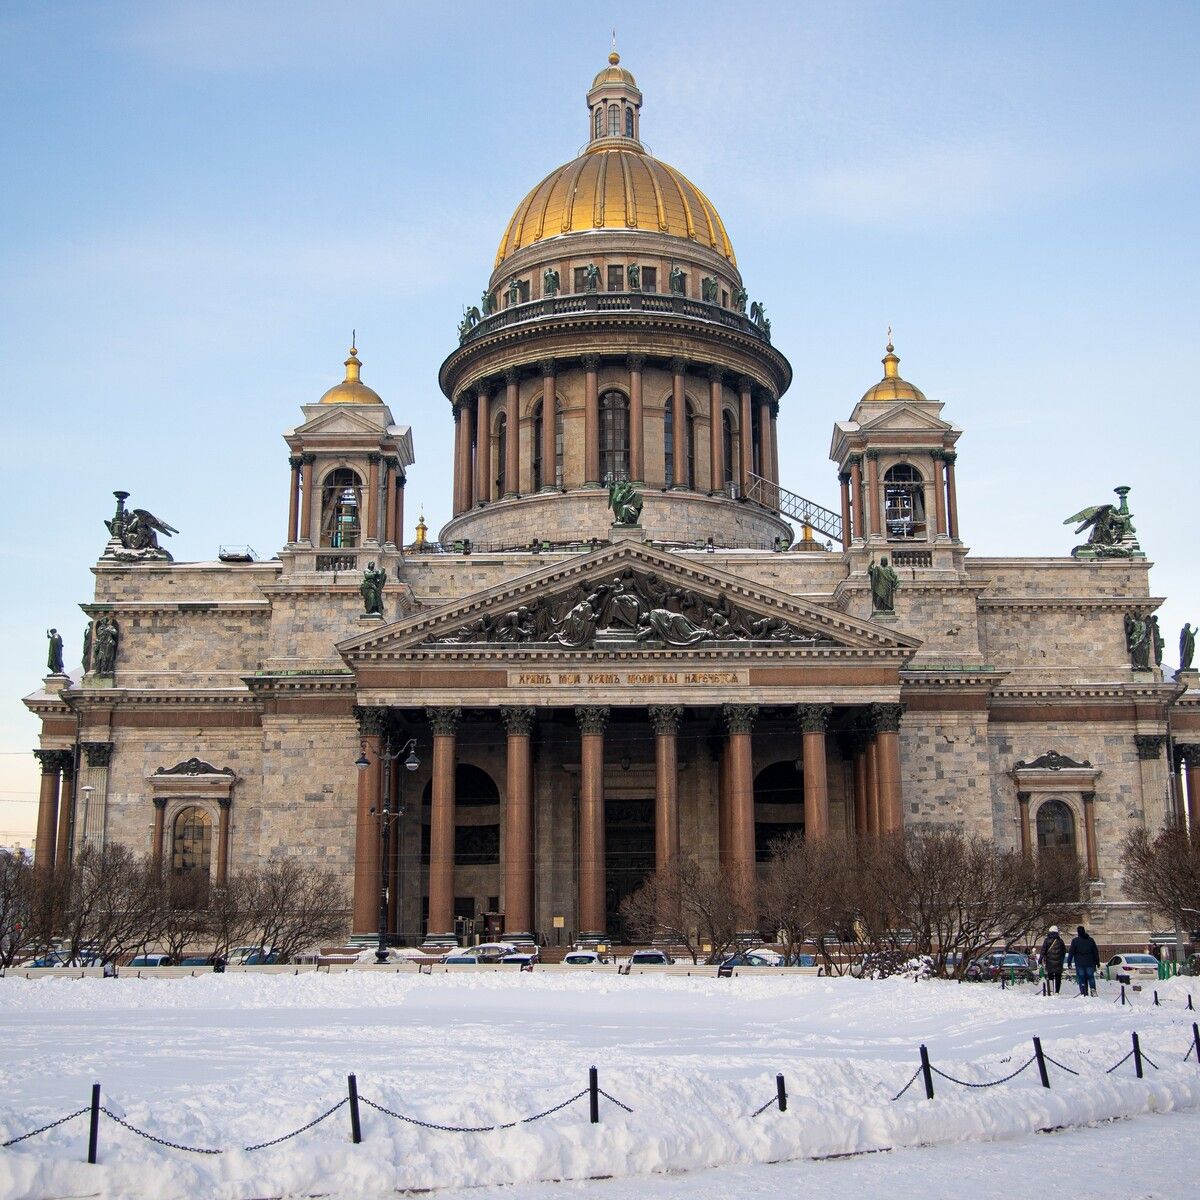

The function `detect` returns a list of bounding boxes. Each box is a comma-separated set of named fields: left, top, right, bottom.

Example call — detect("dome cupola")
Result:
left=319, top=337, right=383, bottom=405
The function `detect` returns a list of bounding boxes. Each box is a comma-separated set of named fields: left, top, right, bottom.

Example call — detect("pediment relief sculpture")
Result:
left=424, top=568, right=830, bottom=650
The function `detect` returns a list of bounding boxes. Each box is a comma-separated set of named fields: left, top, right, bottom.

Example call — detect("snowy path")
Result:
left=0, top=970, right=1197, bottom=1199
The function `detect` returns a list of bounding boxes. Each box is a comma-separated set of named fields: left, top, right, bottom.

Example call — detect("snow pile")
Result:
left=1, top=972, right=1198, bottom=1200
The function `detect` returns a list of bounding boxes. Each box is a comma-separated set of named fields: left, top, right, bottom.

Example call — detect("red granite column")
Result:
left=707, top=367, right=724, bottom=492
left=723, top=704, right=757, bottom=924
left=758, top=394, right=774, bottom=489
left=216, top=797, right=231, bottom=886
left=839, top=472, right=852, bottom=548
left=352, top=708, right=386, bottom=936
left=583, top=356, right=601, bottom=485
left=576, top=706, right=610, bottom=939
left=852, top=739, right=868, bottom=834
left=299, top=453, right=316, bottom=543
left=460, top=396, right=476, bottom=510
left=151, top=797, right=166, bottom=874
left=718, top=744, right=731, bottom=868
left=649, top=707, right=682, bottom=874
left=475, top=386, right=491, bottom=504
left=866, top=452, right=882, bottom=537
left=1184, top=746, right=1200, bottom=831
left=798, top=705, right=832, bottom=840
left=669, top=358, right=687, bottom=487
left=540, top=360, right=557, bottom=490
left=1017, top=792, right=1031, bottom=857
left=849, top=456, right=864, bottom=544
left=945, top=452, right=960, bottom=540
left=286, top=455, right=302, bottom=544
left=382, top=457, right=395, bottom=545
left=1081, top=792, right=1099, bottom=880
left=872, top=703, right=905, bottom=833
left=394, top=474, right=406, bottom=552
left=33, top=750, right=62, bottom=874
left=426, top=707, right=461, bottom=942
left=628, top=354, right=645, bottom=483
left=769, top=401, right=780, bottom=488
left=502, top=707, right=535, bottom=940
left=866, top=735, right=881, bottom=835
left=55, top=756, right=75, bottom=865
left=504, top=369, right=520, bottom=498
left=932, top=453, right=948, bottom=537
left=366, top=452, right=381, bottom=543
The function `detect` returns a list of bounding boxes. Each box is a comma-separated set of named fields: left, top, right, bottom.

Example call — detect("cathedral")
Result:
left=26, top=54, right=1199, bottom=950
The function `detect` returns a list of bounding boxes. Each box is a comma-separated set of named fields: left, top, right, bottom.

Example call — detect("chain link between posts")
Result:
left=1, top=1107, right=89, bottom=1148
left=361, top=1088, right=591, bottom=1133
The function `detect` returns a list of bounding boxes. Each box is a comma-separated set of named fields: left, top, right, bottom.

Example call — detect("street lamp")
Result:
left=356, top=735, right=420, bottom=963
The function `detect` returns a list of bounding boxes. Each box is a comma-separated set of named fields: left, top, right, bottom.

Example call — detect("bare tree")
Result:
left=0, top=850, right=34, bottom=967
left=619, top=855, right=751, bottom=963
left=203, top=879, right=255, bottom=959
left=156, top=872, right=213, bottom=962
left=55, top=843, right=161, bottom=964
left=1121, top=826, right=1200, bottom=935
left=240, top=860, right=350, bottom=963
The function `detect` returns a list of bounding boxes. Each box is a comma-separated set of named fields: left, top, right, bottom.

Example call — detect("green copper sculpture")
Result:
left=360, top=561, right=386, bottom=616
left=607, top=479, right=643, bottom=526
left=868, top=556, right=899, bottom=613
left=46, top=628, right=64, bottom=675
left=1181, top=622, right=1196, bottom=671
left=1064, top=486, right=1140, bottom=558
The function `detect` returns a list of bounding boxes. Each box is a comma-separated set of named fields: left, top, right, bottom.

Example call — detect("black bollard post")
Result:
left=919, top=1044, right=935, bottom=1100
left=87, top=1083, right=101, bottom=1164
left=348, top=1074, right=362, bottom=1144
left=1000, top=972, right=1006, bottom=991
left=1132, top=1032, right=1144, bottom=1079
left=1033, top=1037, right=1050, bottom=1089
left=1119, top=985, right=1127, bottom=1006
left=1154, top=990, right=1160, bottom=1007
left=589, top=1066, right=599, bottom=1124
left=1192, top=1022, right=1200, bottom=1065
left=776, top=1073, right=788, bottom=1113
left=1189, top=994, right=1195, bottom=1012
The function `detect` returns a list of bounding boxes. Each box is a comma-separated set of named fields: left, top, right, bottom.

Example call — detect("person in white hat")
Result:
left=1040, top=925, right=1066, bottom=993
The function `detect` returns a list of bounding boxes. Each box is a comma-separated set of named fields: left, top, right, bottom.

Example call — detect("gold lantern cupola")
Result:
left=319, top=335, right=384, bottom=405
left=858, top=336, right=928, bottom=405
left=587, top=44, right=643, bottom=148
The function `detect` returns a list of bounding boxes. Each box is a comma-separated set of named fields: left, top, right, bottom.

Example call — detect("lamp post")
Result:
left=356, top=735, right=420, bottom=963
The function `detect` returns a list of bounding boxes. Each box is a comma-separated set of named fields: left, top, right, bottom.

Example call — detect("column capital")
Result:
left=942, top=451, right=958, bottom=465
left=626, top=352, right=646, bottom=371
left=61, top=755, right=76, bottom=781
left=1176, top=742, right=1200, bottom=766
left=865, top=448, right=882, bottom=461
left=218, top=796, right=232, bottom=810
left=867, top=702, right=905, bottom=734
left=288, top=454, right=304, bottom=470
left=1135, top=733, right=1166, bottom=760
left=1081, top=791, right=1097, bottom=803
left=736, top=375, right=754, bottom=394
left=501, top=706, right=536, bottom=736
left=301, top=451, right=317, bottom=465
left=670, top=356, right=688, bottom=375
left=354, top=705, right=390, bottom=738
left=153, top=796, right=168, bottom=810
left=581, top=354, right=601, bottom=372
left=797, top=703, right=833, bottom=734
left=395, top=472, right=406, bottom=489
left=367, top=451, right=382, bottom=465
left=33, top=748, right=69, bottom=774
left=838, top=471, right=852, bottom=484
left=1016, top=790, right=1031, bottom=804
left=847, top=453, right=863, bottom=468
left=575, top=705, right=610, bottom=735
left=722, top=703, right=757, bottom=735
left=504, top=366, right=520, bottom=385
left=648, top=705, right=683, bottom=735
left=769, top=399, right=780, bottom=419
left=539, top=357, right=557, bottom=377
left=707, top=364, right=725, bottom=383
left=83, top=741, right=114, bottom=768
left=426, top=706, right=462, bottom=736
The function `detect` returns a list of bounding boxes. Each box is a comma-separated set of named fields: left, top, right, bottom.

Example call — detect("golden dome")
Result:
left=495, top=147, right=736, bottom=268
left=319, top=340, right=383, bottom=405
left=592, top=47, right=637, bottom=88
left=859, top=341, right=927, bottom=404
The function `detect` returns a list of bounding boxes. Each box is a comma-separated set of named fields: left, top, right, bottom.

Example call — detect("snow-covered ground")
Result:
left=1, top=969, right=1197, bottom=1200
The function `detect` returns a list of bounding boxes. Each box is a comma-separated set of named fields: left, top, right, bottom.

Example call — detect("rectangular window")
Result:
left=518, top=279, right=530, bottom=302
left=722, top=290, right=729, bottom=308
left=607, top=265, right=624, bottom=291
left=642, top=267, right=657, bottom=292
left=573, top=267, right=588, bottom=293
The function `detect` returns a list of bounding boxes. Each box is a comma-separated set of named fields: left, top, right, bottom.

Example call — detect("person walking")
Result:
left=1040, top=925, right=1066, bottom=994
left=1066, top=925, right=1101, bottom=996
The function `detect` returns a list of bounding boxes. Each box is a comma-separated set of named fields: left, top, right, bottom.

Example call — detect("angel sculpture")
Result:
left=1064, top=487, right=1137, bottom=558
left=104, top=491, right=178, bottom=560
left=607, top=479, right=643, bottom=526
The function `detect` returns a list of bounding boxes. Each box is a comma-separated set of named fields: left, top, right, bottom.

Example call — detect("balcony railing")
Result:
left=457, top=291, right=772, bottom=348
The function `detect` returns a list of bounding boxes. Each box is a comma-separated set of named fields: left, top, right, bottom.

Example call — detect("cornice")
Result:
left=82, top=601, right=271, bottom=615
left=978, top=596, right=1164, bottom=612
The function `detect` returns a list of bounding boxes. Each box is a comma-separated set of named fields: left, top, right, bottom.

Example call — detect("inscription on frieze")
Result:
left=508, top=669, right=750, bottom=689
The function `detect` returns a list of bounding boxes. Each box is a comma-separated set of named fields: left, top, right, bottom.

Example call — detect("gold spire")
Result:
left=859, top=332, right=927, bottom=404
left=318, top=335, right=383, bottom=404
left=414, top=509, right=428, bottom=548
left=609, top=29, right=619, bottom=64
left=882, top=332, right=900, bottom=380
left=345, top=332, right=361, bottom=383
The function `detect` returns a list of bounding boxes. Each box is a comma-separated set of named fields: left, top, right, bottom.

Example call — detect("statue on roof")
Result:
left=103, top=491, right=178, bottom=561
left=543, top=267, right=560, bottom=297
left=626, top=263, right=641, bottom=291
left=583, top=263, right=600, bottom=292
left=1181, top=623, right=1196, bottom=672
left=481, top=290, right=496, bottom=316
left=360, top=561, right=386, bottom=617
left=457, top=305, right=481, bottom=340
left=92, top=615, right=119, bottom=676
left=1064, top=487, right=1140, bottom=558
left=868, top=556, right=899, bottom=614
left=731, top=287, right=748, bottom=313
left=46, top=628, right=64, bottom=675
left=668, top=266, right=685, bottom=295
left=607, top=479, right=643, bottom=526
left=1125, top=613, right=1152, bottom=670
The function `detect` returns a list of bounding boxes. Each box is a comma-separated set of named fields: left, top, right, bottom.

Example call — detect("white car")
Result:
left=1107, top=953, right=1159, bottom=980
left=563, top=950, right=603, bottom=965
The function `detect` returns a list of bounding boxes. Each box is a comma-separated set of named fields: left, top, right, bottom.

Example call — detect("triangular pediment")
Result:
left=857, top=403, right=953, bottom=434
left=294, top=405, right=390, bottom=438
left=338, top=542, right=919, bottom=661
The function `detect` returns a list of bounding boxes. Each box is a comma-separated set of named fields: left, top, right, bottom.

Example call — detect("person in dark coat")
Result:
left=1040, top=925, right=1066, bottom=993
left=1066, top=925, right=1101, bottom=995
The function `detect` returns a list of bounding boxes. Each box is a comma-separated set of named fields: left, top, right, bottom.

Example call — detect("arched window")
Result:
left=722, top=410, right=735, bottom=488
left=883, top=463, right=927, bottom=540
left=554, top=399, right=564, bottom=487
left=320, top=467, right=362, bottom=547
left=599, top=391, right=630, bottom=482
left=753, top=761, right=805, bottom=860
left=594, top=108, right=603, bottom=139
left=1036, top=799, right=1076, bottom=852
left=608, top=104, right=620, bottom=136
left=172, top=806, right=212, bottom=879
left=625, top=108, right=634, bottom=137
left=664, top=403, right=675, bottom=487
left=422, top=765, right=501, bottom=867
left=495, top=413, right=507, bottom=497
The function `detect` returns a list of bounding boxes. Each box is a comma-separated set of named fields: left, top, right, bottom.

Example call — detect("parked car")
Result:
left=443, top=952, right=482, bottom=965
left=628, top=949, right=673, bottom=966
left=563, top=950, right=604, bottom=965
left=965, top=952, right=1037, bottom=983
left=501, top=953, right=537, bottom=967
left=242, top=949, right=283, bottom=965
left=469, top=942, right=519, bottom=963
left=129, top=953, right=174, bottom=968
left=719, top=952, right=782, bottom=969
left=179, top=955, right=216, bottom=967
left=1106, top=953, right=1159, bottom=981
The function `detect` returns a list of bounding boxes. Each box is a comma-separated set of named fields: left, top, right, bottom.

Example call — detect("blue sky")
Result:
left=2, top=2, right=1197, bottom=843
